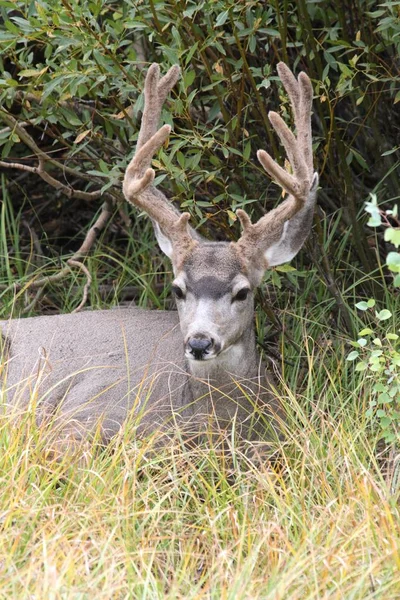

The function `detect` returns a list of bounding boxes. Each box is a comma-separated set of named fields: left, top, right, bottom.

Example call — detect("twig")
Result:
left=0, top=109, right=102, bottom=185
left=67, top=259, right=92, bottom=313
left=0, top=155, right=103, bottom=201
left=0, top=200, right=113, bottom=311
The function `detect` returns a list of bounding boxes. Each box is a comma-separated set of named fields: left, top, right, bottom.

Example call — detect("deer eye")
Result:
left=233, top=288, right=250, bottom=302
left=172, top=285, right=185, bottom=300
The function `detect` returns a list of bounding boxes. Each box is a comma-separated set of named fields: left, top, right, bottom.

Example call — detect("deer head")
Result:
left=123, top=63, right=318, bottom=363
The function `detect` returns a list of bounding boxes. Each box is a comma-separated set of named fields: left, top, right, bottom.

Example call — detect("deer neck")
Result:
left=183, top=327, right=273, bottom=438
left=186, top=326, right=261, bottom=385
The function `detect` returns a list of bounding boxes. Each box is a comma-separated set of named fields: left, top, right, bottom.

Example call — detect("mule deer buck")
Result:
left=0, top=62, right=318, bottom=457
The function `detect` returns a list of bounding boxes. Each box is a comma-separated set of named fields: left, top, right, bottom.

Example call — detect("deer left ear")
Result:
left=265, top=172, right=319, bottom=267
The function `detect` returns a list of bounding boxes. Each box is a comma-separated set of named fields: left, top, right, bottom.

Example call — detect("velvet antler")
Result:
left=235, top=62, right=318, bottom=271
left=122, top=64, right=196, bottom=267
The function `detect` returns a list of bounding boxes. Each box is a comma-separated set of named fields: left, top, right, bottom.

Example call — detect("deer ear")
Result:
left=265, top=172, right=319, bottom=267
left=152, top=220, right=174, bottom=258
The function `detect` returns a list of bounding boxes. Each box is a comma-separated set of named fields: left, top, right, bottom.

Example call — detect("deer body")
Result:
left=1, top=304, right=281, bottom=446
left=1, top=62, right=318, bottom=453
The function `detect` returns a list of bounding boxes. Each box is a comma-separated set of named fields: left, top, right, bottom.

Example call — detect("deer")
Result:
left=0, top=62, right=318, bottom=459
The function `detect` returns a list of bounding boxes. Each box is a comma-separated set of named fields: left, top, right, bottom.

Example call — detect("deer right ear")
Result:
left=152, top=220, right=174, bottom=259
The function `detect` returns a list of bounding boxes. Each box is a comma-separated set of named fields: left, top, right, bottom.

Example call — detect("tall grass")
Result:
left=1, top=323, right=399, bottom=598
left=1, top=200, right=399, bottom=596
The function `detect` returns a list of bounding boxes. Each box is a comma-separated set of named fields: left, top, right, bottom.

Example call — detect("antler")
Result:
left=122, top=64, right=196, bottom=266
left=235, top=62, right=317, bottom=270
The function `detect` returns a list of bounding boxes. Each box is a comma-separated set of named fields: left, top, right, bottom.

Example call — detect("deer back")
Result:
left=1, top=308, right=189, bottom=442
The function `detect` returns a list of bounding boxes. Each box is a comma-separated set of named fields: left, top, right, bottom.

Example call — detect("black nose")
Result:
left=187, top=337, right=212, bottom=360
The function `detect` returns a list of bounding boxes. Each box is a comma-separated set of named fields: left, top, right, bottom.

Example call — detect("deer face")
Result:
left=123, top=63, right=318, bottom=365
left=171, top=243, right=254, bottom=361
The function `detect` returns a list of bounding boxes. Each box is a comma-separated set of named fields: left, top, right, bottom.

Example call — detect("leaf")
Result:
left=378, top=393, right=392, bottom=404
left=358, top=328, right=373, bottom=336
left=215, top=10, right=229, bottom=27
left=275, top=264, right=296, bottom=273
left=355, top=361, right=368, bottom=371
left=18, top=67, right=48, bottom=78
left=347, top=351, right=359, bottom=361
left=355, top=301, right=369, bottom=311
left=386, top=333, right=399, bottom=341
left=183, top=69, right=196, bottom=88
left=376, top=309, right=392, bottom=321
left=357, top=338, right=367, bottom=347
left=373, top=382, right=386, bottom=392
left=382, top=146, right=400, bottom=157
left=74, top=129, right=91, bottom=144
left=386, top=251, right=400, bottom=272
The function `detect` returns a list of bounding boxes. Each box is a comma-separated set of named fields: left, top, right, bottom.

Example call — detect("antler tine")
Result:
left=136, top=63, right=181, bottom=153
left=297, top=71, right=313, bottom=176
left=123, top=64, right=196, bottom=267
left=235, top=63, right=317, bottom=272
left=257, top=62, right=314, bottom=201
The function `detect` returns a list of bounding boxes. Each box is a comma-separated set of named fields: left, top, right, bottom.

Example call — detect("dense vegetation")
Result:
left=0, top=1, right=399, bottom=597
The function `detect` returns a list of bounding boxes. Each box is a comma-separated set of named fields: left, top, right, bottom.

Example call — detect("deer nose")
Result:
left=187, top=336, right=213, bottom=360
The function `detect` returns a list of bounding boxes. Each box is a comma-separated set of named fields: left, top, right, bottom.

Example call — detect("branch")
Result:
left=0, top=200, right=113, bottom=312
left=0, top=155, right=103, bottom=202
left=0, top=109, right=103, bottom=185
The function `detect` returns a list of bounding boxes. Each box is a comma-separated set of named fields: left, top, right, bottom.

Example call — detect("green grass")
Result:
left=1, top=191, right=400, bottom=599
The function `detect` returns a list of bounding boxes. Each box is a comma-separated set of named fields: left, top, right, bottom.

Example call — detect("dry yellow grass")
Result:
left=0, top=379, right=399, bottom=599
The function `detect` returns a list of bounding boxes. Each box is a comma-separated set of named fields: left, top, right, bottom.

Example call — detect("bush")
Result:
left=0, top=0, right=399, bottom=317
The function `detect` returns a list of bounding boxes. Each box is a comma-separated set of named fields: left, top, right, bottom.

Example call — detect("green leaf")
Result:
left=215, top=10, right=229, bottom=26
left=373, top=383, right=386, bottom=392
left=380, top=417, right=392, bottom=428
left=183, top=69, right=196, bottom=88
left=275, top=264, right=296, bottom=273
left=386, top=251, right=400, bottom=273
left=347, top=351, right=359, bottom=361
left=384, top=229, right=400, bottom=248
left=357, top=338, right=367, bottom=347
left=355, top=301, right=369, bottom=311
left=355, top=299, right=375, bottom=310
left=381, top=146, right=400, bottom=157
left=386, top=333, right=399, bottom=341
left=378, top=393, right=392, bottom=404
left=270, top=270, right=282, bottom=289
left=355, top=361, right=368, bottom=371
left=376, top=309, right=392, bottom=321
left=18, top=68, right=47, bottom=78
left=358, top=328, right=373, bottom=336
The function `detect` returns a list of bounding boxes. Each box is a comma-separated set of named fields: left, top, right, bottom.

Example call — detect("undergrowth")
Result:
left=1, top=195, right=400, bottom=597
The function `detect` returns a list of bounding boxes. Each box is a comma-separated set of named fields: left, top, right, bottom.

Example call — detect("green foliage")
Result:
left=348, top=196, right=400, bottom=443
left=348, top=303, right=400, bottom=443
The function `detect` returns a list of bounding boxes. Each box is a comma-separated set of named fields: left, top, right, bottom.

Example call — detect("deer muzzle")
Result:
left=186, top=335, right=220, bottom=361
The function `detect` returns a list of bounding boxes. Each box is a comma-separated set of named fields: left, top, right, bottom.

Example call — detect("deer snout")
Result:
left=186, top=336, right=214, bottom=360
